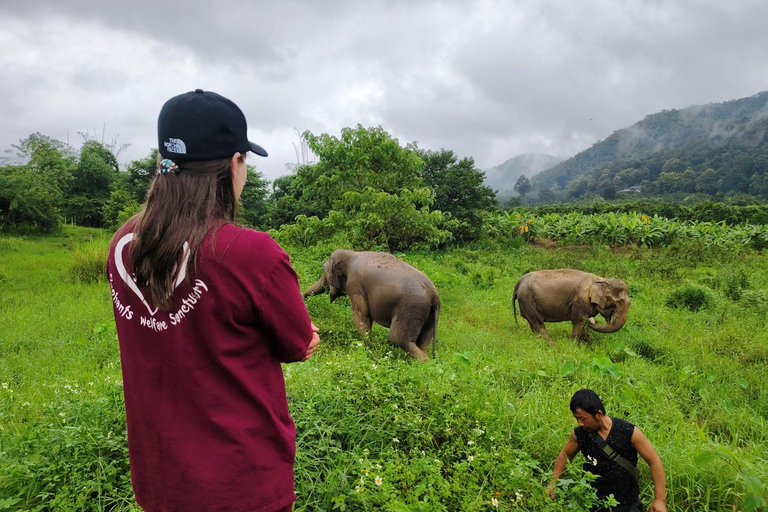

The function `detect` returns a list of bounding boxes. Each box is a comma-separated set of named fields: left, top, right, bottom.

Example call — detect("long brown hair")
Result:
left=128, top=155, right=241, bottom=310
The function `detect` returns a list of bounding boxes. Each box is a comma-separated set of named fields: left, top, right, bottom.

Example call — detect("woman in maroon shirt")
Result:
left=107, top=89, right=319, bottom=512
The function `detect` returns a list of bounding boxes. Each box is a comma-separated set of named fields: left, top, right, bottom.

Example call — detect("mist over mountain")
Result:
left=483, top=153, right=564, bottom=194
left=530, top=91, right=768, bottom=198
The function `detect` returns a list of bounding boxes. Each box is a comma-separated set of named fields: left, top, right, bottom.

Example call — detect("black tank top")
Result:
left=574, top=417, right=640, bottom=507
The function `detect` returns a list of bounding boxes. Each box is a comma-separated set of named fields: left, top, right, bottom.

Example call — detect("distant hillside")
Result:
left=483, top=153, right=564, bottom=194
left=531, top=91, right=768, bottom=199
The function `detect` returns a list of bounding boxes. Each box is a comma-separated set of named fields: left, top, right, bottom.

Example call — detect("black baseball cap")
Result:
left=158, top=89, right=268, bottom=161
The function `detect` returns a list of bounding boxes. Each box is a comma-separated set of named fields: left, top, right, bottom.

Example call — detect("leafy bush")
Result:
left=69, top=241, right=108, bottom=283
left=739, top=290, right=768, bottom=314
left=0, top=236, right=24, bottom=251
left=692, top=267, right=720, bottom=289
left=719, top=267, right=750, bottom=301
left=666, top=283, right=715, bottom=311
left=0, top=384, right=133, bottom=511
left=274, top=189, right=454, bottom=252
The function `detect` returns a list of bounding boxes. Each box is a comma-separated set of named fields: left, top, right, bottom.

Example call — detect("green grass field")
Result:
left=0, top=227, right=766, bottom=511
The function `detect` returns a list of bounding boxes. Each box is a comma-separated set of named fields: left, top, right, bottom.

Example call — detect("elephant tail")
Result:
left=512, top=281, right=520, bottom=327
left=429, top=295, right=441, bottom=360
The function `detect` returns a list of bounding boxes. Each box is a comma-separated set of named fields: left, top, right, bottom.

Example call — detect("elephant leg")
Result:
left=518, top=301, right=550, bottom=339
left=415, top=319, right=436, bottom=353
left=350, top=295, right=372, bottom=335
left=389, top=316, right=429, bottom=362
left=523, top=315, right=550, bottom=340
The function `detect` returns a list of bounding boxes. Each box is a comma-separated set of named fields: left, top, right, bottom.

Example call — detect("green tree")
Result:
left=302, top=124, right=423, bottom=198
left=239, top=167, right=271, bottom=229
left=63, top=141, right=118, bottom=226
left=568, top=177, right=590, bottom=198
left=0, top=164, right=61, bottom=233
left=597, top=181, right=617, bottom=200
left=10, top=133, right=76, bottom=198
left=538, top=188, right=556, bottom=203
left=696, top=168, right=719, bottom=195
left=275, top=126, right=452, bottom=250
left=122, top=150, right=158, bottom=203
left=1, top=134, right=77, bottom=233
left=514, top=174, right=531, bottom=197
left=418, top=149, right=497, bottom=241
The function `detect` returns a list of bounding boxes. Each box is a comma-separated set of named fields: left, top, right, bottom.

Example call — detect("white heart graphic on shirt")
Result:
left=114, top=233, right=191, bottom=317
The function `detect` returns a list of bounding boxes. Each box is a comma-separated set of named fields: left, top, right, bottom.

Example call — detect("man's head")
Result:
left=569, top=389, right=606, bottom=430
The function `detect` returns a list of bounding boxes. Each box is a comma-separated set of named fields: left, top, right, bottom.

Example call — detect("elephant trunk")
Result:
left=589, top=301, right=629, bottom=333
left=303, top=275, right=327, bottom=297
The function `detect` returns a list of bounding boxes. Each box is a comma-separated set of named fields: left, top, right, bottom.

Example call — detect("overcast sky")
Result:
left=2, top=0, right=767, bottom=181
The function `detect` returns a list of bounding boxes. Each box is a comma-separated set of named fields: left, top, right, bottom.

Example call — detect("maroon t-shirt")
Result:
left=107, top=222, right=312, bottom=512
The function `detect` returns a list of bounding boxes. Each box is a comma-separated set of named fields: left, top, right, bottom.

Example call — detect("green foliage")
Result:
left=739, top=289, right=768, bottom=314
left=120, top=150, right=157, bottom=204
left=238, top=167, right=272, bottom=230
left=719, top=267, right=750, bottom=301
left=63, top=141, right=118, bottom=227
left=273, top=126, right=454, bottom=251
left=9, top=133, right=76, bottom=196
left=273, top=211, right=352, bottom=248
left=490, top=209, right=768, bottom=252
left=530, top=92, right=768, bottom=201
left=695, top=427, right=768, bottom=512
left=101, top=185, right=140, bottom=230
left=0, top=164, right=63, bottom=234
left=0, top=379, right=134, bottom=511
left=513, top=174, right=531, bottom=197
left=339, top=187, right=453, bottom=251
left=3, top=215, right=768, bottom=511
left=303, top=124, right=424, bottom=196
left=68, top=239, right=109, bottom=283
left=0, top=236, right=23, bottom=251
left=665, top=283, right=715, bottom=312
left=419, top=149, right=497, bottom=241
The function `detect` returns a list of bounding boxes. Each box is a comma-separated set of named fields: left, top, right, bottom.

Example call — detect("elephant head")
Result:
left=303, top=249, right=351, bottom=302
left=588, top=278, right=630, bottom=333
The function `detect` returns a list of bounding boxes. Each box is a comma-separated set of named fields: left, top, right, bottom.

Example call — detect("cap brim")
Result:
left=249, top=141, right=268, bottom=157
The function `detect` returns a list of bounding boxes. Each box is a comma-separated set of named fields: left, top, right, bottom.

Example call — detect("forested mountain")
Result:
left=530, top=91, right=768, bottom=201
left=483, top=153, right=563, bottom=194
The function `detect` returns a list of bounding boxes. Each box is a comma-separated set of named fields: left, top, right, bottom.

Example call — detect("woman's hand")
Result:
left=303, top=322, right=320, bottom=361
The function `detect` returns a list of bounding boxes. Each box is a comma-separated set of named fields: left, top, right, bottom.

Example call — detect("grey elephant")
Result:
left=303, top=249, right=440, bottom=361
left=513, top=269, right=630, bottom=341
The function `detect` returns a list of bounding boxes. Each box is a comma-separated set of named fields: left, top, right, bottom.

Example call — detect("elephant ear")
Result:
left=589, top=281, right=609, bottom=309
left=328, top=257, right=343, bottom=289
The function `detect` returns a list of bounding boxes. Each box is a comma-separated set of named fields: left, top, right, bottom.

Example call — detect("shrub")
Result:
left=693, top=267, right=720, bottom=290
left=69, top=241, right=108, bottom=283
left=0, top=236, right=23, bottom=251
left=739, top=290, right=768, bottom=314
left=719, top=267, right=750, bottom=301
left=666, top=283, right=715, bottom=311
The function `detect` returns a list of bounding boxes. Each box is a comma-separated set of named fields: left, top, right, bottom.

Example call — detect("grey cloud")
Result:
left=2, top=0, right=768, bottom=178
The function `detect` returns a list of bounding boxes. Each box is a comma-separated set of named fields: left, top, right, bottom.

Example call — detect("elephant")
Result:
left=303, top=249, right=440, bottom=361
left=512, top=269, right=630, bottom=341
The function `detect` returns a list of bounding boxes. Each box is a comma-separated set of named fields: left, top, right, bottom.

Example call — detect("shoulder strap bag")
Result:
left=588, top=430, right=642, bottom=481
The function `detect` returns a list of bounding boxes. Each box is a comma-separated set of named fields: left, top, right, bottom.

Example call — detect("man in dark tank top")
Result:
left=547, top=389, right=667, bottom=512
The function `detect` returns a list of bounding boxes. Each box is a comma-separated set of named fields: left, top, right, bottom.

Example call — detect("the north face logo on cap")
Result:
left=164, top=138, right=187, bottom=154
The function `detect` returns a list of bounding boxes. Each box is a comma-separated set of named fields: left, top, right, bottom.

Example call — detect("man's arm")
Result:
left=632, top=427, right=667, bottom=512
left=547, top=431, right=580, bottom=499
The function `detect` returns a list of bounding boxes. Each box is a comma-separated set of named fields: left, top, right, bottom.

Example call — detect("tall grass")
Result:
left=0, top=228, right=766, bottom=511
